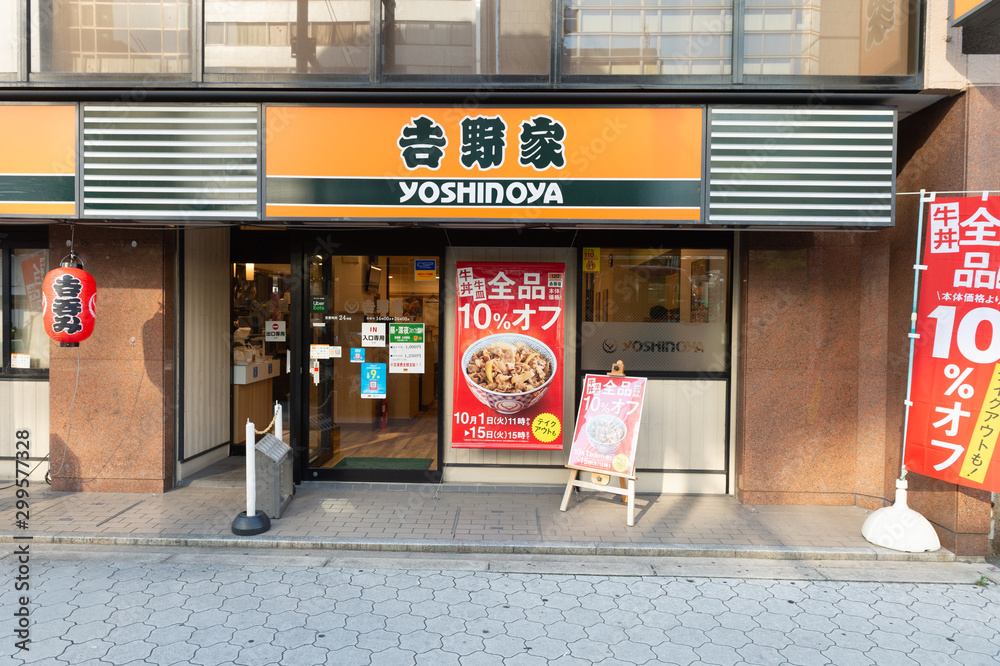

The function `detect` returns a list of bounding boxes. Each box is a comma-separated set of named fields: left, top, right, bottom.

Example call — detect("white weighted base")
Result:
left=861, top=478, right=941, bottom=553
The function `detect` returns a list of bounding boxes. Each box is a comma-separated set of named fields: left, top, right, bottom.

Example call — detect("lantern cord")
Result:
left=47, top=346, right=83, bottom=480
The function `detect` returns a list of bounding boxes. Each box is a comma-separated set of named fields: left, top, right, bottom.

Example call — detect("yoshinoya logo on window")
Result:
left=600, top=339, right=705, bottom=353
left=582, top=321, right=726, bottom=373
left=265, top=107, right=704, bottom=223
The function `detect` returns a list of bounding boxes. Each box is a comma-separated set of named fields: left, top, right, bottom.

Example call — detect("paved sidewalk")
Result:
left=4, top=545, right=1000, bottom=666
left=0, top=476, right=958, bottom=561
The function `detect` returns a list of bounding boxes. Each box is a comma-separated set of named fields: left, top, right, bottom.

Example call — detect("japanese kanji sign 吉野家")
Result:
left=264, top=106, right=703, bottom=223
left=905, top=195, right=1000, bottom=493
left=452, top=262, right=565, bottom=450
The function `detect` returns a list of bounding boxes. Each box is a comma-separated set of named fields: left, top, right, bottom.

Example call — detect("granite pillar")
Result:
left=48, top=227, right=175, bottom=493
left=736, top=92, right=994, bottom=556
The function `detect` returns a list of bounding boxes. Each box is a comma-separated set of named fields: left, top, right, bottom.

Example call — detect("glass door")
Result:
left=306, top=254, right=440, bottom=481
left=231, top=262, right=292, bottom=447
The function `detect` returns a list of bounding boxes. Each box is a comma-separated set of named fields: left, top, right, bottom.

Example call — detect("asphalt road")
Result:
left=3, top=545, right=1000, bottom=665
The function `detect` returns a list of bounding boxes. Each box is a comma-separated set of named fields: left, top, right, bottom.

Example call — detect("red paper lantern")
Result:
left=42, top=256, right=97, bottom=347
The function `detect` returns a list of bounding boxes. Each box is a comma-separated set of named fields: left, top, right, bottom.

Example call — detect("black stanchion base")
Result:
left=231, top=511, right=271, bottom=536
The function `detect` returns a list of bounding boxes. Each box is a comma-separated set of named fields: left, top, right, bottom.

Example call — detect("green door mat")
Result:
left=333, top=457, right=433, bottom=470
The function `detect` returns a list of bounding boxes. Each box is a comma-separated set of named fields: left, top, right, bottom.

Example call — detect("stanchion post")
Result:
left=246, top=419, right=256, bottom=518
left=274, top=401, right=282, bottom=441
left=231, top=417, right=271, bottom=535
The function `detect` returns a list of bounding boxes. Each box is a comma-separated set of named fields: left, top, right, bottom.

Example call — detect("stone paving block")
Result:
left=102, top=639, right=156, bottom=664
left=58, top=638, right=114, bottom=663
left=565, top=637, right=615, bottom=662
left=302, top=610, right=349, bottom=632
left=273, top=645, right=327, bottom=666
left=229, top=625, right=277, bottom=648
left=477, top=633, right=526, bottom=658
left=651, top=641, right=702, bottom=665
left=862, top=647, right=921, bottom=666
left=382, top=612, right=425, bottom=636
left=664, top=625, right=709, bottom=649
left=952, top=633, right=1000, bottom=655
left=779, top=644, right=832, bottom=666
left=103, top=621, right=155, bottom=645
left=145, top=643, right=198, bottom=666
left=440, top=633, right=487, bottom=656
left=234, top=642, right=286, bottom=666
left=458, top=651, right=506, bottom=666
left=224, top=608, right=272, bottom=631
left=357, top=628, right=402, bottom=652
left=423, top=614, right=469, bottom=637
left=504, top=653, right=550, bottom=666
left=695, top=641, right=745, bottom=665
left=262, top=608, right=308, bottom=631
left=62, top=619, right=114, bottom=644
left=15, top=635, right=70, bottom=664
left=397, top=585, right=436, bottom=604
left=902, top=649, right=965, bottom=666
left=146, top=624, right=196, bottom=646
left=736, top=643, right=784, bottom=666
left=187, top=624, right=236, bottom=648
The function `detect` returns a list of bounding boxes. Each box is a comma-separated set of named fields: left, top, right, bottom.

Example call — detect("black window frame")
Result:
left=0, top=226, right=50, bottom=380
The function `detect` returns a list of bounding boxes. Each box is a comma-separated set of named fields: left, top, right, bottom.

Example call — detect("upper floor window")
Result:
left=204, top=0, right=371, bottom=77
left=1, top=2, right=18, bottom=77
left=743, top=0, right=916, bottom=77
left=31, top=0, right=192, bottom=76
left=563, top=0, right=733, bottom=77
left=382, top=0, right=550, bottom=77
left=9, top=0, right=919, bottom=84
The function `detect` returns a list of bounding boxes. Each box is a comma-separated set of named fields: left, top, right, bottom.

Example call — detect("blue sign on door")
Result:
left=361, top=363, right=386, bottom=399
left=350, top=348, right=365, bottom=363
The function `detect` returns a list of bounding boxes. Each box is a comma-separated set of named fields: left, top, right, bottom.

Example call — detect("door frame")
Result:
left=291, top=230, right=446, bottom=484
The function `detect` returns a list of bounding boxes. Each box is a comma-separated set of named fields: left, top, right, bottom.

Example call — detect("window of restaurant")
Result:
left=1, top=230, right=50, bottom=376
left=578, top=244, right=731, bottom=493
left=580, top=246, right=730, bottom=375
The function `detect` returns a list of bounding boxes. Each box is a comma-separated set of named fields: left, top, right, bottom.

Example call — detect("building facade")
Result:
left=0, top=0, right=996, bottom=556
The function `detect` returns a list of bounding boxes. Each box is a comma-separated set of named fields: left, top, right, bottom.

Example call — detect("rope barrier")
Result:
left=254, top=410, right=279, bottom=435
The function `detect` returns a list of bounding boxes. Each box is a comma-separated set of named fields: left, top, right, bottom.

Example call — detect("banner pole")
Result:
left=861, top=188, right=941, bottom=552
left=900, top=189, right=933, bottom=477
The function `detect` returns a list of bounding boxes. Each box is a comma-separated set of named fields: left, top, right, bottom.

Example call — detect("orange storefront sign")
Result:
left=265, top=106, right=704, bottom=223
left=0, top=105, right=76, bottom=216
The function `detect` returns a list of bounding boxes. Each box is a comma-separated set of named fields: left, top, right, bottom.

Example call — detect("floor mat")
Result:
left=332, top=457, right=434, bottom=470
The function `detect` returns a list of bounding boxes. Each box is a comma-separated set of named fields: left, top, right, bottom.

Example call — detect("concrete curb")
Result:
left=0, top=532, right=956, bottom=562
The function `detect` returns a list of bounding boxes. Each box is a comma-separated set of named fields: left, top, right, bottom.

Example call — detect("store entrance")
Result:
left=305, top=254, right=441, bottom=481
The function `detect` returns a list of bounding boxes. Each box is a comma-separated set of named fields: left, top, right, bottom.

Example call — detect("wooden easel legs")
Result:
left=559, top=469, right=636, bottom=527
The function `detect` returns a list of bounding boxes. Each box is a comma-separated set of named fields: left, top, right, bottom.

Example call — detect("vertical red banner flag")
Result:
left=453, top=262, right=565, bottom=449
left=905, top=195, right=1000, bottom=493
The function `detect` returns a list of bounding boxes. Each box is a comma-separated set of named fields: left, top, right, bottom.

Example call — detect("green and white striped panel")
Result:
left=708, top=108, right=895, bottom=227
left=83, top=105, right=259, bottom=219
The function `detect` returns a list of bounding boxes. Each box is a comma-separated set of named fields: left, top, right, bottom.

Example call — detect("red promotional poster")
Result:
left=905, top=195, right=1000, bottom=493
left=567, top=374, right=647, bottom=478
left=452, top=262, right=564, bottom=449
